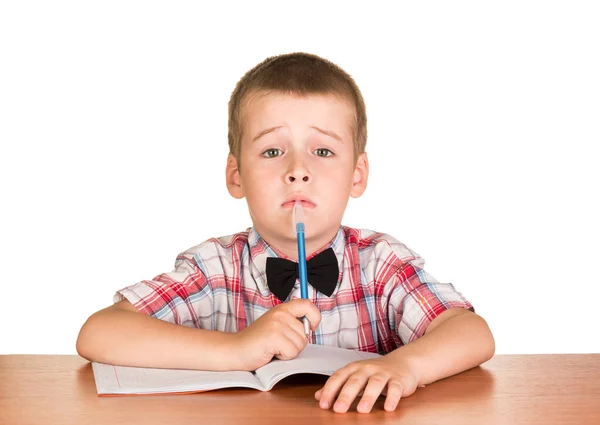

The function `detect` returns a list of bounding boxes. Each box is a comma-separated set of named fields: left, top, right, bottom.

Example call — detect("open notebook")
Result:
left=92, top=343, right=380, bottom=395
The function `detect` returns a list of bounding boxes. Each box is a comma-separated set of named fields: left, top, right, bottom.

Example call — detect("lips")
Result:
left=281, top=200, right=315, bottom=209
left=281, top=194, right=316, bottom=209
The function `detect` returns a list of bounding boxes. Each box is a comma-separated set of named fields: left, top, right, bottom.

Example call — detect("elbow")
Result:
left=487, top=332, right=496, bottom=361
left=76, top=320, right=92, bottom=360
left=483, top=335, right=496, bottom=363
left=76, top=313, right=101, bottom=361
left=480, top=316, right=496, bottom=362
left=76, top=339, right=90, bottom=361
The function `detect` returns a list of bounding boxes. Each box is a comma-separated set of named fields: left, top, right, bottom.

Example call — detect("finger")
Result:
left=356, top=374, right=388, bottom=413
left=274, top=334, right=307, bottom=361
left=279, top=309, right=310, bottom=343
left=317, top=364, right=358, bottom=410
left=282, top=299, right=322, bottom=330
left=268, top=306, right=309, bottom=344
left=383, top=379, right=404, bottom=412
left=283, top=321, right=309, bottom=353
left=314, top=387, right=323, bottom=401
left=332, top=373, right=370, bottom=413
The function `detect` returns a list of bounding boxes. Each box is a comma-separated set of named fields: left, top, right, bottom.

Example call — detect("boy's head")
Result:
left=227, top=52, right=367, bottom=167
left=225, top=52, right=369, bottom=257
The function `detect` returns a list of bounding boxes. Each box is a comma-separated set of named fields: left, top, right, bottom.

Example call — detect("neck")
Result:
left=256, top=226, right=340, bottom=261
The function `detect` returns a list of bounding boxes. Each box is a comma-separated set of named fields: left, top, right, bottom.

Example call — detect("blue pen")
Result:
left=293, top=200, right=310, bottom=337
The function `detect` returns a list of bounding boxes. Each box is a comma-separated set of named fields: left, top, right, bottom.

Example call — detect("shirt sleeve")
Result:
left=114, top=252, right=209, bottom=327
left=388, top=258, right=474, bottom=345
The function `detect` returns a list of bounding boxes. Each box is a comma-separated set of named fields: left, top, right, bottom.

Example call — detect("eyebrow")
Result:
left=311, top=126, right=343, bottom=143
left=251, top=126, right=283, bottom=143
left=251, top=125, right=344, bottom=143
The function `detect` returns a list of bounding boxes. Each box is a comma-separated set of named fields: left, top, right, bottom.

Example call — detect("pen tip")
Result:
left=293, top=200, right=305, bottom=234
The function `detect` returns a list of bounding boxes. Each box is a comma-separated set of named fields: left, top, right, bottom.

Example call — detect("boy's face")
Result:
left=226, top=92, right=368, bottom=257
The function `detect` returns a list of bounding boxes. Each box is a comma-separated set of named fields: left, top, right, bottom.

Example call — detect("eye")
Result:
left=314, top=148, right=334, bottom=157
left=261, top=148, right=283, bottom=158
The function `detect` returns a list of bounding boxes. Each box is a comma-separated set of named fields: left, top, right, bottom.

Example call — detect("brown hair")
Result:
left=228, top=52, right=367, bottom=166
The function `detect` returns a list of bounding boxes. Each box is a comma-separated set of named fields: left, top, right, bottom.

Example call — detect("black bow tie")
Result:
left=265, top=248, right=339, bottom=302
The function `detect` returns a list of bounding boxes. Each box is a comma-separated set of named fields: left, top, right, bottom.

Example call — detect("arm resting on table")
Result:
left=387, top=308, right=495, bottom=386
left=76, top=300, right=239, bottom=371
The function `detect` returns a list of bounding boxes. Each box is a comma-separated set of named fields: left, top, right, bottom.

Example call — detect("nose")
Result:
left=285, top=156, right=312, bottom=184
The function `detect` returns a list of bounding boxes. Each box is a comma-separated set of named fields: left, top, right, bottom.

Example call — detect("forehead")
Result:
left=240, top=91, right=355, bottom=138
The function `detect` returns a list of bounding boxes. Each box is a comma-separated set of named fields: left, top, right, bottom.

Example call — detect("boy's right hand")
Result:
left=232, top=299, right=321, bottom=371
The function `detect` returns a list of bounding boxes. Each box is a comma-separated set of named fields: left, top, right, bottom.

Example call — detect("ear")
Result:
left=225, top=154, right=245, bottom=199
left=350, top=152, right=369, bottom=198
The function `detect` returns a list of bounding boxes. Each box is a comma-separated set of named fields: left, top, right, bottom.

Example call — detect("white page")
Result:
left=92, top=362, right=263, bottom=395
left=254, top=344, right=380, bottom=391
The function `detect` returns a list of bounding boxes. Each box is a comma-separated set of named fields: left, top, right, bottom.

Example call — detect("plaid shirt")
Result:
left=115, top=226, right=473, bottom=354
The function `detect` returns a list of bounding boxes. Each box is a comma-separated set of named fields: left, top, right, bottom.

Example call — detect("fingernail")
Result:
left=334, top=402, right=346, bottom=411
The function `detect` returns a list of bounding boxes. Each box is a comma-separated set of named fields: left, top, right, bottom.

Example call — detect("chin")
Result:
left=306, top=223, right=340, bottom=240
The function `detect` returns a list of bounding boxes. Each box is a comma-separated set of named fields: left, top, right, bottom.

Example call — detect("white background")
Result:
left=1, top=1, right=598, bottom=355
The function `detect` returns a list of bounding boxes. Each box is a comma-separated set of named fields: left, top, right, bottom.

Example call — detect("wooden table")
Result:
left=1, top=354, right=599, bottom=424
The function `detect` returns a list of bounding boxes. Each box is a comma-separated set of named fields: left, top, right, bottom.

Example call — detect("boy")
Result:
left=77, top=52, right=495, bottom=414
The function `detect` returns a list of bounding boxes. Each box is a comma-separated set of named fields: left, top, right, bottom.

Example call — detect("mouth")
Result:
left=281, top=198, right=316, bottom=209
left=281, top=201, right=316, bottom=209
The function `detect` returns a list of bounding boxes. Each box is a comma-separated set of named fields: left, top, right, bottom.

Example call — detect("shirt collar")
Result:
left=247, top=226, right=346, bottom=297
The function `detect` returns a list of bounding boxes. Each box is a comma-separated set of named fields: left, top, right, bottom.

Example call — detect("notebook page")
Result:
left=254, top=344, right=380, bottom=391
left=92, top=362, right=263, bottom=395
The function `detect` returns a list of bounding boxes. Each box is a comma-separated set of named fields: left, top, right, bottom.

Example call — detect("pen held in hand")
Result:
left=294, top=201, right=310, bottom=337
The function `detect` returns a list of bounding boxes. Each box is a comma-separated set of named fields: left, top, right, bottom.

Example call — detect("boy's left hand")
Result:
left=314, top=356, right=419, bottom=413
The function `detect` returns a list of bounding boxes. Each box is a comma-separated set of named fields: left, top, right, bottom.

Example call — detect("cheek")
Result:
left=319, top=171, right=353, bottom=207
left=242, top=173, right=276, bottom=203
left=241, top=163, right=276, bottom=186
left=329, top=193, right=350, bottom=211
left=318, top=166, right=353, bottom=189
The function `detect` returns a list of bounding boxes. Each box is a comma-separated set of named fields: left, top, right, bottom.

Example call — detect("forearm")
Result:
left=76, top=307, right=239, bottom=371
left=386, top=311, right=495, bottom=386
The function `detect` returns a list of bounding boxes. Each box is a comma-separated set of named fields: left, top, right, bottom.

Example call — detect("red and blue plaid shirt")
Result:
left=115, top=226, right=473, bottom=354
